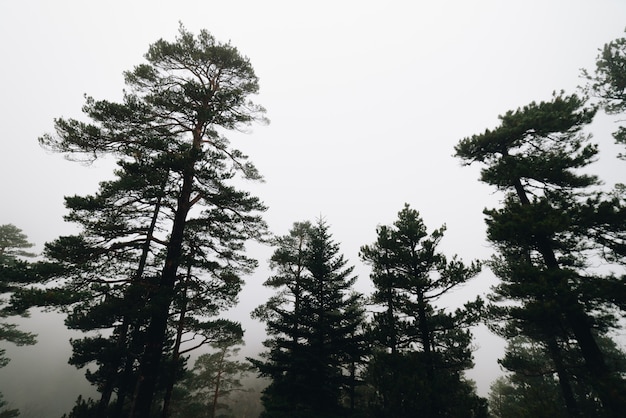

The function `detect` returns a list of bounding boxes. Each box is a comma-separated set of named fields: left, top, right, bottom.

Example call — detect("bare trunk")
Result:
left=161, top=267, right=191, bottom=418
left=99, top=192, right=163, bottom=417
left=416, top=291, right=438, bottom=416
left=131, top=161, right=195, bottom=418
left=546, top=335, right=580, bottom=417
left=211, top=348, right=226, bottom=418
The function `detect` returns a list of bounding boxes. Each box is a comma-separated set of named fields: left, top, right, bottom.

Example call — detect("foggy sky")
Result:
left=1, top=1, right=625, bottom=415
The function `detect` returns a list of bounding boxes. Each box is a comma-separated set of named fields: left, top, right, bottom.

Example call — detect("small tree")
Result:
left=170, top=338, right=250, bottom=418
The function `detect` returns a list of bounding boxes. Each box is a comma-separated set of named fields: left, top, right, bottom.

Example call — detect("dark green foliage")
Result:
left=39, top=25, right=267, bottom=418
left=61, top=396, right=98, bottom=418
left=455, top=92, right=626, bottom=416
left=251, top=220, right=367, bottom=417
left=360, top=205, right=485, bottom=417
left=584, top=32, right=626, bottom=156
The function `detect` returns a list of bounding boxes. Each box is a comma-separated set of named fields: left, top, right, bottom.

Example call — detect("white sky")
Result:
left=1, top=1, right=625, bottom=415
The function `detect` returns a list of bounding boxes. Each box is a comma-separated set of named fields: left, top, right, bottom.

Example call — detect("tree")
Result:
left=251, top=220, right=367, bottom=417
left=0, top=225, right=35, bottom=265
left=489, top=336, right=626, bottom=418
left=0, top=393, right=19, bottom=418
left=584, top=31, right=626, bottom=157
left=170, top=338, right=250, bottom=418
left=0, top=224, right=38, bottom=418
left=38, top=25, right=267, bottom=418
left=359, top=205, right=485, bottom=417
left=455, top=92, right=626, bottom=416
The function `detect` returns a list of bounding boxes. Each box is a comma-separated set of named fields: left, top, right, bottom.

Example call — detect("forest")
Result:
left=1, top=25, right=626, bottom=418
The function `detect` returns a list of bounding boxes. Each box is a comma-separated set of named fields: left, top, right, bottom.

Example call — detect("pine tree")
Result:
left=455, top=92, right=626, bottom=416
left=360, top=205, right=485, bottom=417
left=251, top=220, right=366, bottom=417
left=37, top=26, right=267, bottom=418
left=169, top=337, right=250, bottom=418
left=489, top=336, right=626, bottom=418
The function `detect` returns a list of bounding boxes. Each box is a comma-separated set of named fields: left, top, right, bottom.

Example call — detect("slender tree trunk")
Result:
left=416, top=292, right=437, bottom=416
left=211, top=347, right=226, bottom=418
left=545, top=334, right=580, bottom=417
left=97, top=318, right=129, bottom=417
left=99, top=192, right=163, bottom=417
left=132, top=168, right=195, bottom=417
left=161, top=267, right=191, bottom=418
left=115, top=323, right=143, bottom=416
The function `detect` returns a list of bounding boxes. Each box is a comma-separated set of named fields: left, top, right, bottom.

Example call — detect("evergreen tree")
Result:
left=584, top=31, right=626, bottom=157
left=169, top=337, right=250, bottom=418
left=0, top=224, right=38, bottom=418
left=489, top=336, right=626, bottom=418
left=37, top=26, right=267, bottom=418
left=455, top=92, right=626, bottom=416
left=360, top=205, right=485, bottom=418
left=251, top=220, right=366, bottom=417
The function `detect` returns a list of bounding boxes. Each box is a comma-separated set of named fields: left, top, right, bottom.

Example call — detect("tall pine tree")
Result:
left=37, top=26, right=267, bottom=418
left=455, top=92, right=626, bottom=416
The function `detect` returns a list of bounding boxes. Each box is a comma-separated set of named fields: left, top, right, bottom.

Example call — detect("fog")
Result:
left=1, top=0, right=626, bottom=415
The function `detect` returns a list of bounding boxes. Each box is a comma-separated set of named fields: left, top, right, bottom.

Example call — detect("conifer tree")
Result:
left=251, top=220, right=366, bottom=417
left=37, top=26, right=267, bottom=418
left=169, top=337, right=249, bottom=418
left=455, top=92, right=626, bottom=416
left=360, top=205, right=485, bottom=417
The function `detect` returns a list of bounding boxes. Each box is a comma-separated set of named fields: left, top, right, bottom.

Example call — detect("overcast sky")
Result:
left=1, top=1, right=626, bottom=415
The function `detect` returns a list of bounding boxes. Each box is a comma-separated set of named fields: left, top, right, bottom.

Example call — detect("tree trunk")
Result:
left=545, top=334, right=580, bottom=417
left=99, top=194, right=163, bottom=417
left=416, top=291, right=438, bottom=416
left=513, top=178, right=625, bottom=417
left=131, top=167, right=194, bottom=417
left=161, top=267, right=191, bottom=418
left=211, top=348, right=226, bottom=418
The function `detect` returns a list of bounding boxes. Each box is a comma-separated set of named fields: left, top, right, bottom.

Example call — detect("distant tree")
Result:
left=0, top=393, right=19, bottom=418
left=360, top=205, right=485, bottom=417
left=0, top=225, right=35, bottom=265
left=38, top=25, right=267, bottom=418
left=225, top=376, right=266, bottom=418
left=489, top=336, right=626, bottom=418
left=0, top=224, right=38, bottom=418
left=455, top=92, right=626, bottom=416
left=170, top=338, right=250, bottom=418
left=61, top=395, right=97, bottom=418
left=251, top=219, right=367, bottom=417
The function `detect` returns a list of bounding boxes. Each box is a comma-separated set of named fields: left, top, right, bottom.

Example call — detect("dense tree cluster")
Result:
left=2, top=27, right=626, bottom=418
